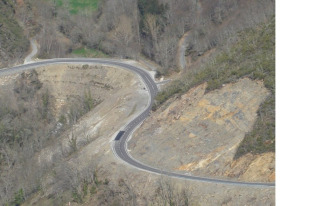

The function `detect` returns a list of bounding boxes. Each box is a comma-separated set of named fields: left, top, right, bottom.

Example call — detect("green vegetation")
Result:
left=69, top=0, right=98, bottom=14
left=83, top=89, right=94, bottom=112
left=82, top=180, right=88, bottom=197
left=138, top=0, right=168, bottom=50
left=59, top=114, right=67, bottom=125
left=0, top=0, right=29, bottom=67
left=93, top=170, right=101, bottom=185
left=69, top=134, right=77, bottom=152
left=155, top=17, right=275, bottom=157
left=71, top=47, right=109, bottom=58
left=155, top=17, right=275, bottom=108
left=53, top=0, right=99, bottom=14
left=11, top=189, right=25, bottom=206
left=72, top=189, right=83, bottom=203
left=55, top=0, right=63, bottom=7
left=90, top=185, right=97, bottom=195
left=138, top=0, right=167, bottom=17
left=41, top=89, right=50, bottom=120
left=235, top=94, right=275, bottom=158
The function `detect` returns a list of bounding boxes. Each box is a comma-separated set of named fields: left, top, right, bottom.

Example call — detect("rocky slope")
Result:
left=129, top=78, right=274, bottom=183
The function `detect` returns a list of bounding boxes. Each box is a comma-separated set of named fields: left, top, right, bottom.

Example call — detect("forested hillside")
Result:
left=14, top=0, right=274, bottom=71
left=0, top=0, right=29, bottom=68
left=0, top=67, right=102, bottom=204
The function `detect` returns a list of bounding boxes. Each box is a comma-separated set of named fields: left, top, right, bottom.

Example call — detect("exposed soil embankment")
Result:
left=36, top=64, right=140, bottom=117
left=129, top=78, right=274, bottom=182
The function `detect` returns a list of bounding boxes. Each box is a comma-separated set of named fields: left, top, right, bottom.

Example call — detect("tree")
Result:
left=113, top=15, right=134, bottom=47
left=144, top=14, right=159, bottom=51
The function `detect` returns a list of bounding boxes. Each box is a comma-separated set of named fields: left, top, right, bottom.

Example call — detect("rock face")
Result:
left=129, top=78, right=274, bottom=182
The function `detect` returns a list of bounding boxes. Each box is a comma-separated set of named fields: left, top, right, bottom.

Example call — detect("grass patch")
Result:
left=55, top=0, right=63, bottom=7
left=154, top=17, right=275, bottom=157
left=71, top=47, right=109, bottom=58
left=52, top=0, right=99, bottom=14
left=69, top=0, right=99, bottom=14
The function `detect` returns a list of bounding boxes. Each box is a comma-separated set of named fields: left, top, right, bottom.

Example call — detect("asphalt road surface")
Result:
left=0, top=58, right=275, bottom=187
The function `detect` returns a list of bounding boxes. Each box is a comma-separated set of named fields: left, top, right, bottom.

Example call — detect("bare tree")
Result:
left=144, top=14, right=160, bottom=52
left=113, top=15, right=134, bottom=47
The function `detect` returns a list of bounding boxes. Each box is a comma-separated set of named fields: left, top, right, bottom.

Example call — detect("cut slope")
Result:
left=129, top=78, right=273, bottom=182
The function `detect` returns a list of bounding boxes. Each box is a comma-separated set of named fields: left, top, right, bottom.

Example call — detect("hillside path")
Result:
left=24, top=39, right=38, bottom=64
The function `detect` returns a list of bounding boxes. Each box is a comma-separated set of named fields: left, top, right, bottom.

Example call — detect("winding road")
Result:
left=0, top=58, right=275, bottom=188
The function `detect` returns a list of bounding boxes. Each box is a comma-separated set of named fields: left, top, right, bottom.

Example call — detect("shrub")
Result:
left=90, top=185, right=97, bottom=195
left=82, top=64, right=89, bottom=69
left=72, top=189, right=83, bottom=203
left=83, top=181, right=88, bottom=197
left=12, top=189, right=25, bottom=206
left=84, top=90, right=94, bottom=112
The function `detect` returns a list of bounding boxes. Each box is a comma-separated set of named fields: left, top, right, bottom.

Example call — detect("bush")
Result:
left=41, top=90, right=50, bottom=119
left=83, top=181, right=88, bottom=197
left=12, top=189, right=25, bottom=206
left=104, top=178, right=109, bottom=185
left=93, top=171, right=101, bottom=185
left=82, top=64, right=89, bottom=69
left=72, top=189, right=83, bottom=203
left=206, top=79, right=221, bottom=91
left=84, top=90, right=94, bottom=112
left=59, top=114, right=67, bottom=125
left=90, top=185, right=97, bottom=195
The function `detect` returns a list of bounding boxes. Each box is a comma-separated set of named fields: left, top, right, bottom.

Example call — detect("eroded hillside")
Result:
left=0, top=63, right=275, bottom=206
left=0, top=0, right=275, bottom=204
left=129, top=78, right=274, bottom=182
